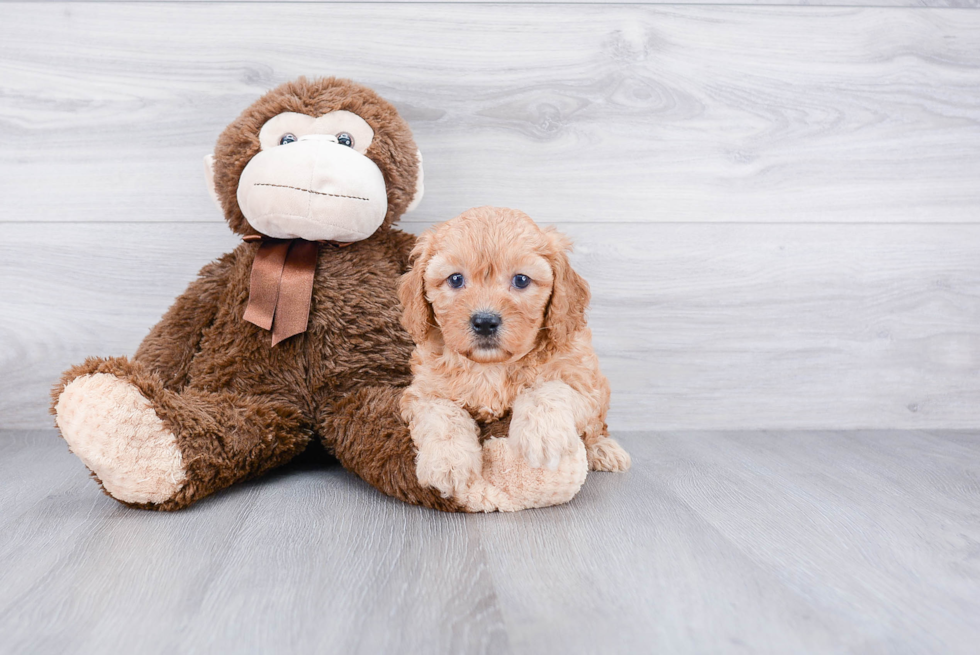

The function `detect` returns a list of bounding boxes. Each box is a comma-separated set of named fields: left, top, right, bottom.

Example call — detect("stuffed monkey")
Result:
left=51, top=77, right=587, bottom=512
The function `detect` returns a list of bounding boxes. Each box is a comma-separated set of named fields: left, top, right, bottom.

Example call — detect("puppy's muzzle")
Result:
left=470, top=311, right=502, bottom=339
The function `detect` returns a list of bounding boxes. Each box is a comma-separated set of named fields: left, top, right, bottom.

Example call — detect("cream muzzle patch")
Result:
left=238, top=132, right=388, bottom=243
left=205, top=110, right=424, bottom=238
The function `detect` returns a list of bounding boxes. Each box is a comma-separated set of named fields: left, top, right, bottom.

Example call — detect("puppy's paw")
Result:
left=408, top=397, right=484, bottom=498
left=587, top=438, right=631, bottom=472
left=510, top=393, right=580, bottom=470
left=454, top=476, right=517, bottom=513
left=416, top=437, right=484, bottom=498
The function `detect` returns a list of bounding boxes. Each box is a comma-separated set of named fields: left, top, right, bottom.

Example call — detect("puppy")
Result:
left=398, top=206, right=630, bottom=499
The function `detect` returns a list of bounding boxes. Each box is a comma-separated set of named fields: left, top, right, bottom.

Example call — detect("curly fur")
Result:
left=398, top=207, right=631, bottom=487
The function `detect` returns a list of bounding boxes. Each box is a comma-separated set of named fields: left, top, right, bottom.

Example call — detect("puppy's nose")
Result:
left=470, top=312, right=502, bottom=337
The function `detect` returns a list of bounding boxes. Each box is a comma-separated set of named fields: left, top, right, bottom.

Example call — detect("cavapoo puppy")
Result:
left=398, top=206, right=630, bottom=500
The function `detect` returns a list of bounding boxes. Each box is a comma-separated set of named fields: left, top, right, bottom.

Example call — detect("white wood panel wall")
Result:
left=8, top=0, right=978, bottom=6
left=1, top=2, right=978, bottom=430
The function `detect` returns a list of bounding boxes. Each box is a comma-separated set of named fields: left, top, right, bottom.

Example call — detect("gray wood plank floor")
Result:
left=2, top=429, right=978, bottom=654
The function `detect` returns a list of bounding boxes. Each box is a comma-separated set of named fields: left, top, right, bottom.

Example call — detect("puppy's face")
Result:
left=424, top=215, right=554, bottom=363
left=399, top=207, right=590, bottom=364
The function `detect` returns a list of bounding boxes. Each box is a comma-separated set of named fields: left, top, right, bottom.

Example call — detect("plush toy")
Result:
left=51, top=77, right=586, bottom=512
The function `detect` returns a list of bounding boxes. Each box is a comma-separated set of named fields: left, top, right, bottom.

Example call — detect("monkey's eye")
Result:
left=336, top=132, right=354, bottom=148
left=512, top=274, right=531, bottom=289
left=447, top=273, right=465, bottom=289
left=279, top=133, right=298, bottom=145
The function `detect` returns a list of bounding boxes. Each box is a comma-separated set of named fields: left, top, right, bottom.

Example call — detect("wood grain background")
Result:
left=1, top=2, right=978, bottom=430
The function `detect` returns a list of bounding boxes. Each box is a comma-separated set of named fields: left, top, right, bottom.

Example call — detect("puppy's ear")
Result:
left=542, top=227, right=590, bottom=350
left=398, top=231, right=437, bottom=344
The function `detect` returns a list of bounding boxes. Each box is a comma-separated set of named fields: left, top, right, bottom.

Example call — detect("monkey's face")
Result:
left=236, top=111, right=388, bottom=242
left=238, top=111, right=388, bottom=242
left=208, top=78, right=424, bottom=240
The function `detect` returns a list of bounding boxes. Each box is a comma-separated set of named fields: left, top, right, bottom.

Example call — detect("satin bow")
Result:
left=242, top=235, right=351, bottom=346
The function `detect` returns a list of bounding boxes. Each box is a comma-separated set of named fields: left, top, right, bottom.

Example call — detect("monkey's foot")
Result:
left=456, top=437, right=589, bottom=512
left=55, top=373, right=186, bottom=505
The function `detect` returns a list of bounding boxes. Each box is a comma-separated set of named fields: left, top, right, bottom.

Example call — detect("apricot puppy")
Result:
left=398, top=206, right=630, bottom=499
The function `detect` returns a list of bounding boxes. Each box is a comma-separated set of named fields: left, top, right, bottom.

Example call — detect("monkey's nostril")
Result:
left=470, top=312, right=502, bottom=337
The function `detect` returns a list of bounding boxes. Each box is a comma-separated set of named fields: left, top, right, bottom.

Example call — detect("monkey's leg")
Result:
left=321, top=386, right=467, bottom=512
left=52, top=356, right=309, bottom=511
left=321, top=386, right=588, bottom=513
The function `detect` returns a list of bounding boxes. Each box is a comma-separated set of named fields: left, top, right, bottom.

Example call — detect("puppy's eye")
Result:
left=447, top=273, right=465, bottom=289
left=279, top=133, right=298, bottom=145
left=336, top=132, right=354, bottom=148
left=512, top=274, right=531, bottom=289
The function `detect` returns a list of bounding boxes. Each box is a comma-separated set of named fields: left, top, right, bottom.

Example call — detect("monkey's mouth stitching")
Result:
left=254, top=183, right=369, bottom=202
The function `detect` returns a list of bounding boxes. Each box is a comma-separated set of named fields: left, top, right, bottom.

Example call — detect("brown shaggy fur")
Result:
left=51, top=78, right=465, bottom=511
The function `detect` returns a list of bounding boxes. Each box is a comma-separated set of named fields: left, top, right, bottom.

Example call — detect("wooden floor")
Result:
left=1, top=430, right=978, bottom=654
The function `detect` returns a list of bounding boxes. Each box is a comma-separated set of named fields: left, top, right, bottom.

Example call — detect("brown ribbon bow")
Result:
left=242, top=235, right=351, bottom=346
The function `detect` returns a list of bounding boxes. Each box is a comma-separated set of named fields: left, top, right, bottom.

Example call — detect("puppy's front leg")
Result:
left=404, top=396, right=483, bottom=498
left=510, top=380, right=591, bottom=470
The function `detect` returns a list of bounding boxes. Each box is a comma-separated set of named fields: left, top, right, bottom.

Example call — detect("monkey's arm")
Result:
left=133, top=250, right=237, bottom=390
left=324, top=385, right=469, bottom=512
left=386, top=228, right=418, bottom=274
left=322, top=385, right=588, bottom=513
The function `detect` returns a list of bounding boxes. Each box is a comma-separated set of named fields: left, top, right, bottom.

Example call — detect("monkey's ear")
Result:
left=542, top=227, right=590, bottom=350
left=203, top=154, right=223, bottom=212
left=405, top=150, right=425, bottom=213
left=398, top=231, right=437, bottom=344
